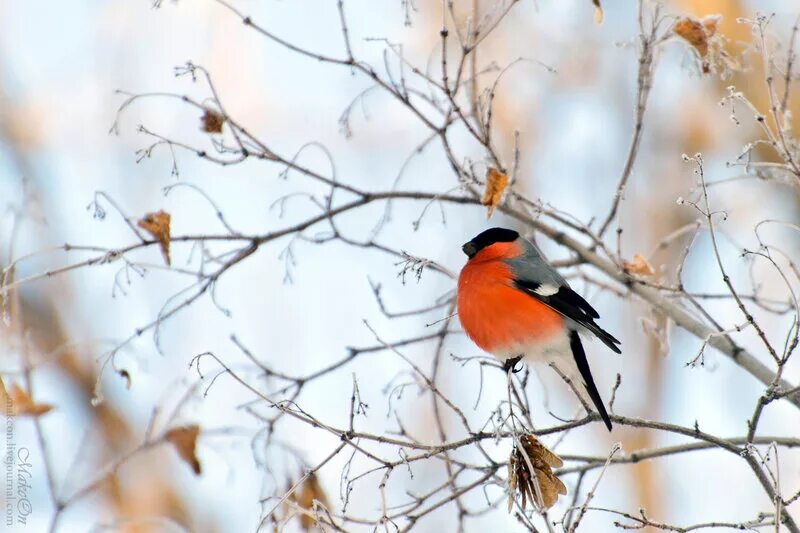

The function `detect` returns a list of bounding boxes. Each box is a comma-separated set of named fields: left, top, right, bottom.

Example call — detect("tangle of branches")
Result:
left=1, top=1, right=799, bottom=532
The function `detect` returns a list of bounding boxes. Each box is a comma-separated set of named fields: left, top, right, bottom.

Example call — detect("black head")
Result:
left=462, top=227, right=519, bottom=258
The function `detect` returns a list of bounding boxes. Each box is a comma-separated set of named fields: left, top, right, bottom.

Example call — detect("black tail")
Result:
left=569, top=331, right=612, bottom=431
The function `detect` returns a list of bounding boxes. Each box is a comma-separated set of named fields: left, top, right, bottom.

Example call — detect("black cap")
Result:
left=462, top=227, right=519, bottom=258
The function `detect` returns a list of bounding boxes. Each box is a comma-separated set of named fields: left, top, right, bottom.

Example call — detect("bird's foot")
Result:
left=502, top=356, right=523, bottom=374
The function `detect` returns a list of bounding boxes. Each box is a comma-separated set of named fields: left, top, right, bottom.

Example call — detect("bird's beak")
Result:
left=462, top=241, right=477, bottom=258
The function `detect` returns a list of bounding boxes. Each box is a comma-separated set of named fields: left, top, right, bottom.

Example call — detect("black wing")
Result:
left=514, top=280, right=621, bottom=354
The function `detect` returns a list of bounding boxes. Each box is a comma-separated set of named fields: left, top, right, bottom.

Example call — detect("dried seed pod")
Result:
left=508, top=434, right=566, bottom=511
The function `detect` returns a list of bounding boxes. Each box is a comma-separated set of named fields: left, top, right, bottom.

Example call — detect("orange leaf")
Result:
left=137, top=210, right=171, bottom=266
left=623, top=253, right=655, bottom=277
left=200, top=109, right=224, bottom=134
left=674, top=17, right=709, bottom=57
left=674, top=15, right=722, bottom=74
left=8, top=383, right=54, bottom=417
left=165, top=425, right=201, bottom=475
left=702, top=16, right=720, bottom=38
left=482, top=168, right=509, bottom=219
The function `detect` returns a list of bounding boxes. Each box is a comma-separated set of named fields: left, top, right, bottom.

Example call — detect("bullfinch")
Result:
left=457, top=227, right=621, bottom=431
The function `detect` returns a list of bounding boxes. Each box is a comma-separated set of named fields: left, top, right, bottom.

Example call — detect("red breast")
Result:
left=457, top=241, right=564, bottom=355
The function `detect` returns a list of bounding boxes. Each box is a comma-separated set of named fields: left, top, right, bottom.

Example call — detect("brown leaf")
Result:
left=294, top=473, right=330, bottom=530
left=137, top=210, right=171, bottom=266
left=165, top=425, right=201, bottom=475
left=674, top=16, right=722, bottom=74
left=702, top=16, right=720, bottom=39
left=592, top=0, right=603, bottom=25
left=674, top=17, right=709, bottom=57
left=482, top=168, right=509, bottom=219
left=623, top=253, right=655, bottom=277
left=8, top=383, right=54, bottom=417
left=200, top=109, right=224, bottom=134
left=508, top=434, right=566, bottom=512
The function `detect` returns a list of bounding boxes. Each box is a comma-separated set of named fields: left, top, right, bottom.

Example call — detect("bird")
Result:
left=456, top=227, right=621, bottom=431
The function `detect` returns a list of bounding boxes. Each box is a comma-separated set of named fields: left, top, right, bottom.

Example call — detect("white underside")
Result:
left=493, top=329, right=572, bottom=366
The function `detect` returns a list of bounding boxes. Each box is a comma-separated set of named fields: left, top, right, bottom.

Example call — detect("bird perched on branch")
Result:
left=457, top=227, right=621, bottom=431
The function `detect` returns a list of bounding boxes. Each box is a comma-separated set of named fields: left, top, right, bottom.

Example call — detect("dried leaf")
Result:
left=623, top=253, right=655, bottom=277
left=674, top=18, right=708, bottom=57
left=482, top=168, right=509, bottom=219
left=592, top=0, right=603, bottom=24
left=137, top=210, right=171, bottom=266
left=9, top=383, right=54, bottom=417
left=702, top=16, right=720, bottom=38
left=507, top=453, right=519, bottom=513
left=200, top=108, right=224, bottom=134
left=165, top=425, right=201, bottom=475
left=508, top=434, right=566, bottom=512
left=294, top=473, right=330, bottom=530
left=674, top=15, right=722, bottom=74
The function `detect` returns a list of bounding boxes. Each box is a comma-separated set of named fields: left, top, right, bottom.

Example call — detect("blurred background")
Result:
left=1, top=0, right=799, bottom=531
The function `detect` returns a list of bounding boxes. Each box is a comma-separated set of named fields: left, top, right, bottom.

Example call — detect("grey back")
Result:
left=502, top=236, right=568, bottom=288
